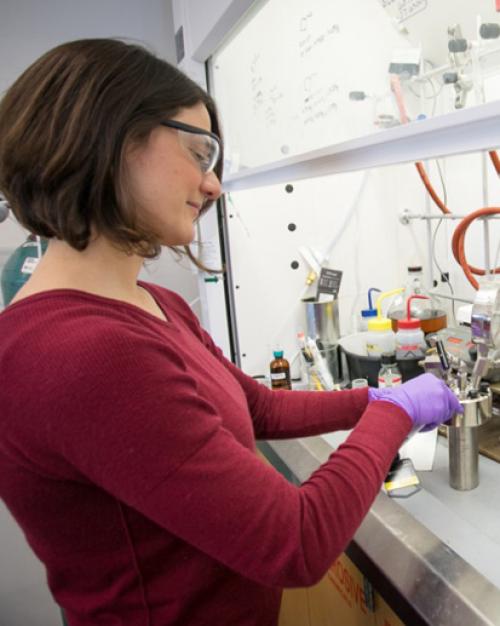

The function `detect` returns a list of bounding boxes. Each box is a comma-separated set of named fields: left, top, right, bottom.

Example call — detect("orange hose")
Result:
left=489, top=150, right=500, bottom=175
left=414, top=161, right=500, bottom=288
left=414, top=162, right=451, bottom=214
left=391, top=74, right=500, bottom=289
left=390, top=74, right=410, bottom=124
left=451, top=207, right=500, bottom=289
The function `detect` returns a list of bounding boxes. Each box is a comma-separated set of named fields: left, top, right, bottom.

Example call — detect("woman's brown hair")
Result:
left=0, top=38, right=223, bottom=261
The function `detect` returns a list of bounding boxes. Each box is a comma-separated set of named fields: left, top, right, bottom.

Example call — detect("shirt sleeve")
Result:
left=215, top=352, right=370, bottom=439
left=43, top=330, right=412, bottom=589
left=185, top=304, right=368, bottom=439
left=165, top=290, right=371, bottom=439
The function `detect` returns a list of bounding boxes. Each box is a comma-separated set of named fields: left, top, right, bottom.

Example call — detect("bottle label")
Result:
left=270, top=372, right=287, bottom=380
left=396, top=347, right=424, bottom=359
left=21, top=256, right=40, bottom=275
left=378, top=376, right=402, bottom=388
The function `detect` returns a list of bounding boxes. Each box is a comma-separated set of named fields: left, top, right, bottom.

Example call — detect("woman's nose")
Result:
left=201, top=171, right=222, bottom=201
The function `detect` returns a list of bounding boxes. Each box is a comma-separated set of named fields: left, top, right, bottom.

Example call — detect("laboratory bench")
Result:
left=259, top=418, right=500, bottom=626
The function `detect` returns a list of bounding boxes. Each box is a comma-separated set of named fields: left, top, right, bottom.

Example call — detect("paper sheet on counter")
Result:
left=321, top=428, right=438, bottom=471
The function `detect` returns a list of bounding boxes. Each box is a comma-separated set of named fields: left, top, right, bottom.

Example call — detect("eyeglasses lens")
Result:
left=178, top=130, right=219, bottom=174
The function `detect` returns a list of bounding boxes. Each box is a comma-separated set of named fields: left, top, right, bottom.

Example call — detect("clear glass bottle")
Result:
left=387, top=266, right=447, bottom=334
left=270, top=350, right=292, bottom=390
left=378, top=352, right=402, bottom=388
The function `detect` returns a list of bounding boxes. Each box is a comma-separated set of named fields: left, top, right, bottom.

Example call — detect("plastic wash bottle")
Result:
left=365, top=288, right=404, bottom=357
left=395, top=295, right=428, bottom=360
left=358, top=287, right=381, bottom=332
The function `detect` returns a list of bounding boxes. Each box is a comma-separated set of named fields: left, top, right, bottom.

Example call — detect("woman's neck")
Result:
left=12, top=236, right=145, bottom=302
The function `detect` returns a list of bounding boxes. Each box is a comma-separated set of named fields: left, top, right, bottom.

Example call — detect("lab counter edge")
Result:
left=258, top=437, right=500, bottom=626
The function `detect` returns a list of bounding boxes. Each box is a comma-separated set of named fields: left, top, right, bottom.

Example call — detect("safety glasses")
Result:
left=160, top=120, right=221, bottom=174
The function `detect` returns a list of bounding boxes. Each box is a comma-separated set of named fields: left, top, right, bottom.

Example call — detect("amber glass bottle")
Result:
left=270, top=350, right=292, bottom=390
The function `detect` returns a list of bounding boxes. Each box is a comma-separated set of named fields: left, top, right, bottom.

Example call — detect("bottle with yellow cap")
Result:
left=365, top=288, right=404, bottom=357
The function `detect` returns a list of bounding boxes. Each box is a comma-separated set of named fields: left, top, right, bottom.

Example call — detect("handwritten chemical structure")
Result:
left=378, top=0, right=428, bottom=23
left=299, top=24, right=340, bottom=58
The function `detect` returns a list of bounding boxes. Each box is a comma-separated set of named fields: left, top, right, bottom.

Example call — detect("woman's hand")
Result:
left=368, top=373, right=463, bottom=432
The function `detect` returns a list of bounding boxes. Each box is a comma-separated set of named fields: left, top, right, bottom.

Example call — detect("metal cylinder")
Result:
left=304, top=299, right=341, bottom=382
left=448, top=426, right=479, bottom=491
left=304, top=299, right=340, bottom=345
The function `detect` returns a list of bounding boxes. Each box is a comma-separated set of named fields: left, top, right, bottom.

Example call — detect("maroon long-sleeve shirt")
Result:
left=0, top=282, right=411, bottom=626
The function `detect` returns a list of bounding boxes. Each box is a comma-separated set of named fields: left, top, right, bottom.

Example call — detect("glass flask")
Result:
left=387, top=266, right=447, bottom=334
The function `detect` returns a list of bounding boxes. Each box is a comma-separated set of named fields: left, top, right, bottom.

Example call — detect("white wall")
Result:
left=179, top=0, right=235, bottom=58
left=0, top=0, right=176, bottom=93
left=225, top=153, right=500, bottom=379
left=0, top=2, right=195, bottom=623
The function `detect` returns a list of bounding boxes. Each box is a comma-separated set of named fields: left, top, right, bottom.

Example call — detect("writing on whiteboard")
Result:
left=379, top=0, right=428, bottom=23
left=250, top=53, right=284, bottom=127
left=299, top=24, right=340, bottom=58
left=302, top=72, right=339, bottom=126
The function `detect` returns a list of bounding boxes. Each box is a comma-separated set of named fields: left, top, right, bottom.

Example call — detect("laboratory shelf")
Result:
left=223, top=100, right=500, bottom=193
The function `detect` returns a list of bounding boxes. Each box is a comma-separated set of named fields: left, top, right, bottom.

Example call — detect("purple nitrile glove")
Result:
left=367, top=373, right=463, bottom=432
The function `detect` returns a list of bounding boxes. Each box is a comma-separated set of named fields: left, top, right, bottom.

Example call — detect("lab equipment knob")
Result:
left=480, top=23, right=500, bottom=39
left=443, top=72, right=459, bottom=84
left=448, top=38, right=468, bottom=53
left=349, top=91, right=367, bottom=101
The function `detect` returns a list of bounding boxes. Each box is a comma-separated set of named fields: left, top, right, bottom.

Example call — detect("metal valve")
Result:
left=480, top=23, right=500, bottom=39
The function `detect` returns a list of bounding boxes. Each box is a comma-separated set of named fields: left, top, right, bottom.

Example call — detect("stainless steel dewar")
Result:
left=423, top=281, right=500, bottom=490
left=448, top=390, right=492, bottom=428
left=448, top=389, right=492, bottom=490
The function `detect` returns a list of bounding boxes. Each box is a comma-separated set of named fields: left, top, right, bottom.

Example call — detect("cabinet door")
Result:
left=279, top=588, right=311, bottom=626
left=308, top=555, right=375, bottom=626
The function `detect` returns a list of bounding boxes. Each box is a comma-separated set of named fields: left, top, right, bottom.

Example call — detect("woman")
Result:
left=0, top=39, right=461, bottom=626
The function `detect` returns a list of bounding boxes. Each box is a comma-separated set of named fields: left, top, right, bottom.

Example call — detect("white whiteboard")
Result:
left=211, top=0, right=412, bottom=169
left=211, top=0, right=500, bottom=172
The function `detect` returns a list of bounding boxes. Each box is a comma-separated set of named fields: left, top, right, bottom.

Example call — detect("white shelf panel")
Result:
left=222, top=100, right=500, bottom=192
